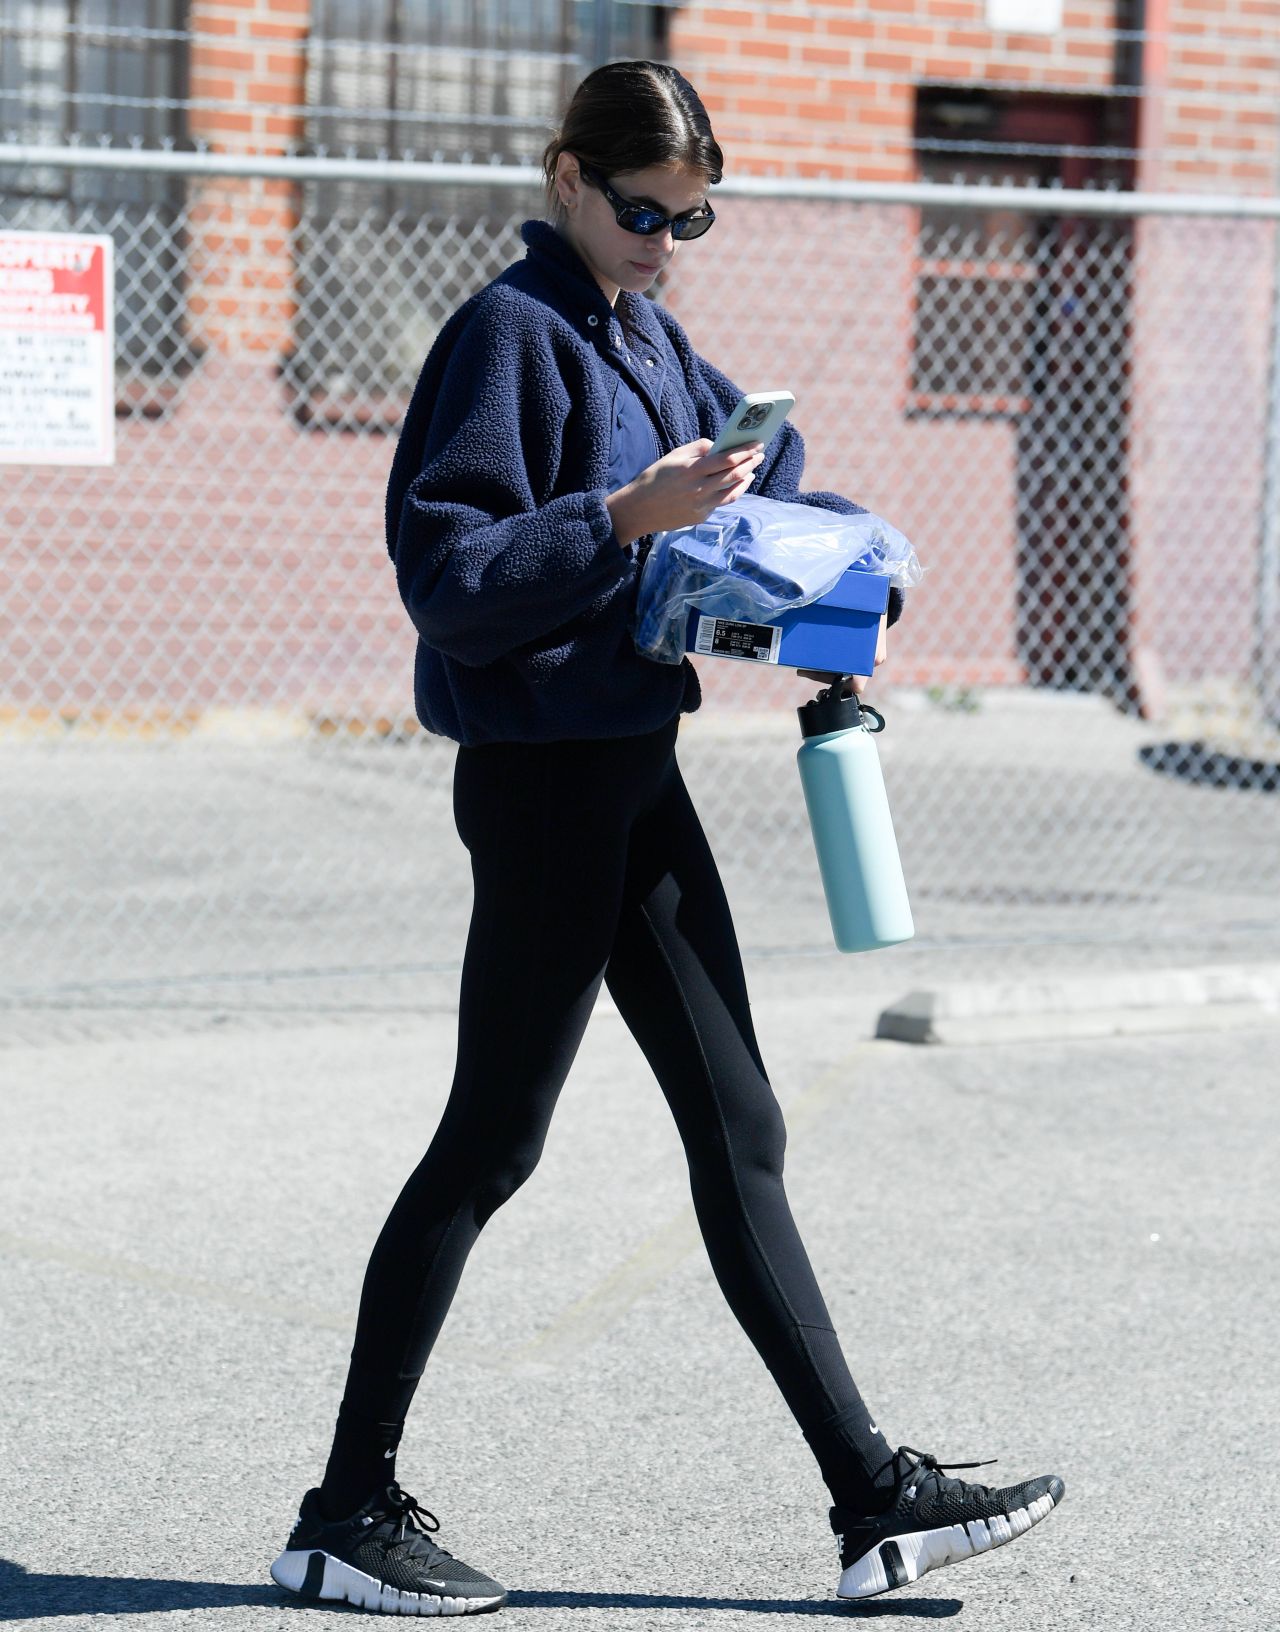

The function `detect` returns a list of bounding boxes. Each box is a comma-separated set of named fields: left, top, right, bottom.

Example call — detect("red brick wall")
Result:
left=2, top=359, right=409, bottom=723
left=667, top=1, right=1280, bottom=704
left=669, top=0, right=1119, bottom=181
left=185, top=0, right=307, bottom=353
left=665, top=3, right=1118, bottom=688
left=1132, top=0, right=1279, bottom=694
left=665, top=198, right=1026, bottom=691
left=188, top=0, right=309, bottom=150
left=185, top=0, right=1278, bottom=195
left=1147, top=0, right=1280, bottom=191
left=12, top=6, right=1266, bottom=721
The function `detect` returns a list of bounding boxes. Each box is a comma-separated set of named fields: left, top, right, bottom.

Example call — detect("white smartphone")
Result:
left=708, top=390, right=796, bottom=455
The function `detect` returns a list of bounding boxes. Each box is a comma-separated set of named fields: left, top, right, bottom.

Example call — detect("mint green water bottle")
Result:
left=796, top=680, right=914, bottom=953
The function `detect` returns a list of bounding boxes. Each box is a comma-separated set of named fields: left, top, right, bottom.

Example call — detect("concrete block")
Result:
left=876, top=962, right=1280, bottom=1045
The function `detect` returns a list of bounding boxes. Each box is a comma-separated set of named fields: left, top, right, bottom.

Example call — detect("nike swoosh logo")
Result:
left=383, top=1449, right=395, bottom=1458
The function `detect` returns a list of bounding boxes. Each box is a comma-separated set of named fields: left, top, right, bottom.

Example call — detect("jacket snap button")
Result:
left=586, top=314, right=598, bottom=327
left=645, top=357, right=654, bottom=366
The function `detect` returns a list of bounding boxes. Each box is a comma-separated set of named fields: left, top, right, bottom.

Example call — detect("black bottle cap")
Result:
left=797, top=687, right=864, bottom=740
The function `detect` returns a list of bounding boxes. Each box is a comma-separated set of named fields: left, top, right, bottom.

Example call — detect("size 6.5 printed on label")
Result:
left=694, top=615, right=782, bottom=664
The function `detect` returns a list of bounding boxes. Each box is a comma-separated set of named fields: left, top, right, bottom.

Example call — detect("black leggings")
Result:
left=334, top=713, right=882, bottom=1506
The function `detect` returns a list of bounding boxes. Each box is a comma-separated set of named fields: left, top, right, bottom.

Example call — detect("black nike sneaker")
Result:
left=269, top=1482, right=507, bottom=1615
left=830, top=1444, right=1065, bottom=1600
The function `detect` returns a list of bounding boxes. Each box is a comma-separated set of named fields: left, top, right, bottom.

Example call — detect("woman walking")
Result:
left=269, top=60, right=1063, bottom=1613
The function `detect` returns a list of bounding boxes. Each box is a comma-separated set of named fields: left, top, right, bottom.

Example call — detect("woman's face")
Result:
left=554, top=154, right=711, bottom=305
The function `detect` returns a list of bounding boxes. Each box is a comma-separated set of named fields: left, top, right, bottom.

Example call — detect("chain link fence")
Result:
left=3, top=149, right=1279, bottom=1006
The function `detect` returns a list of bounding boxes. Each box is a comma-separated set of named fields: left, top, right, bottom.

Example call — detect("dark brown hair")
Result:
left=541, top=60, right=724, bottom=223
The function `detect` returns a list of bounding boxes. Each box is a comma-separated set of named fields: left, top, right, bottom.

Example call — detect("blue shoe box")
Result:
left=684, top=565, right=889, bottom=675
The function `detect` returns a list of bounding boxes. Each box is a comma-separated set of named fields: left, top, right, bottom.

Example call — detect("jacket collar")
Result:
left=519, top=218, right=663, bottom=351
left=521, top=219, right=614, bottom=320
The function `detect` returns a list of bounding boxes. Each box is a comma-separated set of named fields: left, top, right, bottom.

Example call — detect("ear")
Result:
left=555, top=152, right=584, bottom=214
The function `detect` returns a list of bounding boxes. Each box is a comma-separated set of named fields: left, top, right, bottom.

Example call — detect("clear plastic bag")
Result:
left=632, top=494, right=922, bottom=665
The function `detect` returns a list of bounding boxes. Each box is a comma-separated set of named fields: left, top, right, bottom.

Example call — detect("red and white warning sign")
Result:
left=0, top=230, right=115, bottom=466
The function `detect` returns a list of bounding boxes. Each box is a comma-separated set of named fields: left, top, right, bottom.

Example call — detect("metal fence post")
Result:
left=1259, top=219, right=1280, bottom=725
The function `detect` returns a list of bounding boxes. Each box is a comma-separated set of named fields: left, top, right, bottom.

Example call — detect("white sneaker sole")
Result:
left=270, top=1547, right=505, bottom=1616
left=836, top=1488, right=1061, bottom=1600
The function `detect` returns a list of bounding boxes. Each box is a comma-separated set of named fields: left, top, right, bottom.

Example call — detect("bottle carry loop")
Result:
left=798, top=674, right=886, bottom=740
left=857, top=702, right=886, bottom=734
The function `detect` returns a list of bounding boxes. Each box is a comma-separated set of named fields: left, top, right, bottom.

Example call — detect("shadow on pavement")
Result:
left=0, top=1560, right=961, bottom=1620
left=508, top=1589, right=962, bottom=1616
left=0, top=1557, right=281, bottom=1619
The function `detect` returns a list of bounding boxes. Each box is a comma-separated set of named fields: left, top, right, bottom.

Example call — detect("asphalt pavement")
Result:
left=5, top=688, right=1280, bottom=1012
left=2, top=968, right=1277, bottom=1631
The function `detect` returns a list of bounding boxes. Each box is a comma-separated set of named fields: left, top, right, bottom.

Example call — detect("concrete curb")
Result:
left=876, top=962, right=1280, bottom=1045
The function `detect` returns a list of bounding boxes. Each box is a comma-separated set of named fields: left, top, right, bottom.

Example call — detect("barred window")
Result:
left=908, top=154, right=1044, bottom=418
left=304, top=0, right=667, bottom=170
left=286, top=1, right=672, bottom=429
left=0, top=0, right=194, bottom=396
left=0, top=0, right=188, bottom=152
left=908, top=88, right=1132, bottom=420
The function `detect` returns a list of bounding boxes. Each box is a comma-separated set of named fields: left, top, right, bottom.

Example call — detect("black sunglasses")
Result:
left=577, top=160, right=715, bottom=241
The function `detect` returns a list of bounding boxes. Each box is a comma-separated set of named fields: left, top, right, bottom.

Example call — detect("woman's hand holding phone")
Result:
left=606, top=438, right=763, bottom=549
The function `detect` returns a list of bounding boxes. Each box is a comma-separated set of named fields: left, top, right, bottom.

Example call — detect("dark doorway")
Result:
left=913, top=88, right=1139, bottom=705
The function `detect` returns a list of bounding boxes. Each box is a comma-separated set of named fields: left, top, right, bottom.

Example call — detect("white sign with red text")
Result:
left=0, top=230, right=115, bottom=466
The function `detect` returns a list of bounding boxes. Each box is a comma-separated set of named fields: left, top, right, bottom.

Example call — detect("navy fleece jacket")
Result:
left=386, top=218, right=901, bottom=746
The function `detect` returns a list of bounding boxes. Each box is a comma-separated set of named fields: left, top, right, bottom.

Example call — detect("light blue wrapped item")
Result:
left=633, top=494, right=921, bottom=665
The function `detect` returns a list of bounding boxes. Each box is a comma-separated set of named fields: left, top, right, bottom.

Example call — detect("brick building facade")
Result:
left=6, top=2, right=1279, bottom=720
left=668, top=0, right=1278, bottom=194
left=180, top=0, right=1280, bottom=194
left=659, top=1, right=1280, bottom=704
left=177, top=0, right=1280, bottom=346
